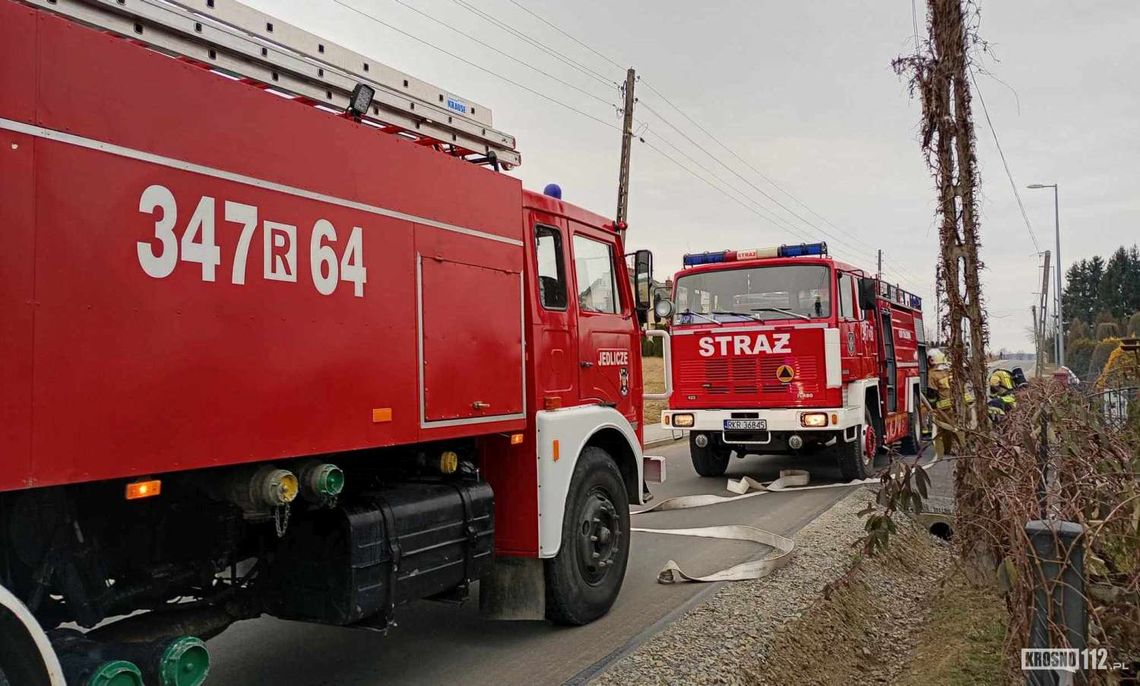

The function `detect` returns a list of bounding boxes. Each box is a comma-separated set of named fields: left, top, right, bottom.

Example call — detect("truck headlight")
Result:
left=800, top=412, right=828, bottom=428
left=672, top=413, right=695, bottom=428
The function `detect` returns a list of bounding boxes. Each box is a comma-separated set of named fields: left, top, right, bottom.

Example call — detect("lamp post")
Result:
left=1028, top=183, right=1063, bottom=368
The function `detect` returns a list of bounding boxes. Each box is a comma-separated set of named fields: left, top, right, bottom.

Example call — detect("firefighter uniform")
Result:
left=987, top=368, right=1017, bottom=421
left=925, top=349, right=972, bottom=455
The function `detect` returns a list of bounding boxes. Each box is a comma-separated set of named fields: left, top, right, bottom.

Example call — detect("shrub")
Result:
left=1098, top=345, right=1140, bottom=388
left=1095, top=321, right=1120, bottom=340
left=1087, top=338, right=1119, bottom=381
left=1127, top=312, right=1140, bottom=337
left=1065, top=338, right=1097, bottom=381
left=1066, top=319, right=1089, bottom=345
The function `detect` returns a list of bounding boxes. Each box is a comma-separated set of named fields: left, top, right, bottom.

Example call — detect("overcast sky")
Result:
left=243, top=0, right=1140, bottom=352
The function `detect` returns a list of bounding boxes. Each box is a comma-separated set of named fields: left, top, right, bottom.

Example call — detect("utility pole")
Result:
left=1032, top=305, right=1040, bottom=377
left=615, top=67, right=636, bottom=242
left=877, top=249, right=882, bottom=281
left=1038, top=250, right=1051, bottom=373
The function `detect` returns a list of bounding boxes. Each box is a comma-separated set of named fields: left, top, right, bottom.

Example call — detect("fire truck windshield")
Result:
left=675, top=264, right=831, bottom=324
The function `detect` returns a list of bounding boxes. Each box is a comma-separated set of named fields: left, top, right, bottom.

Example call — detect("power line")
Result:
left=497, top=1, right=925, bottom=288
left=638, top=99, right=889, bottom=270
left=505, top=0, right=625, bottom=71
left=385, top=0, right=617, bottom=108
left=445, top=0, right=621, bottom=88
left=969, top=68, right=1042, bottom=253
left=639, top=130, right=916, bottom=286
left=639, top=81, right=923, bottom=286
left=328, top=0, right=621, bottom=132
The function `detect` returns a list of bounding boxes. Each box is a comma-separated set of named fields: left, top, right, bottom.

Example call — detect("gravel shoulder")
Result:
left=592, top=487, right=953, bottom=686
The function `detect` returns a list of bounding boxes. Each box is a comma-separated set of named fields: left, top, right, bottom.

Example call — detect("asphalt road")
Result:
left=206, top=441, right=859, bottom=686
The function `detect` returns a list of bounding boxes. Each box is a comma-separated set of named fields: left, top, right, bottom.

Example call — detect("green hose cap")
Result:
left=160, top=636, right=210, bottom=686
left=314, top=464, right=345, bottom=496
left=87, top=660, right=143, bottom=686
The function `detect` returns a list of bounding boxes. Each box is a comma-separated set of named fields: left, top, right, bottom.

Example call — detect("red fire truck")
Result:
left=658, top=242, right=926, bottom=481
left=0, top=1, right=662, bottom=683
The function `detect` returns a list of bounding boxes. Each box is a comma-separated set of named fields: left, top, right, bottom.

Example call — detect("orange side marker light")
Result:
left=372, top=408, right=393, bottom=423
left=126, top=479, right=162, bottom=500
left=552, top=440, right=560, bottom=461
left=510, top=433, right=525, bottom=445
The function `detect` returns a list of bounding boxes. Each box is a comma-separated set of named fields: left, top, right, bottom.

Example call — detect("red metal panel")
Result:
left=479, top=434, right=538, bottom=556
left=29, top=143, right=420, bottom=484
left=30, top=8, right=521, bottom=245
left=669, top=327, right=843, bottom=409
left=421, top=258, right=523, bottom=422
left=0, top=2, right=534, bottom=490
left=0, top=131, right=36, bottom=491
left=0, top=1, right=36, bottom=124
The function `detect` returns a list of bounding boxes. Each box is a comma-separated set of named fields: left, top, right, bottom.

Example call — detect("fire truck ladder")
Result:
left=22, top=0, right=521, bottom=168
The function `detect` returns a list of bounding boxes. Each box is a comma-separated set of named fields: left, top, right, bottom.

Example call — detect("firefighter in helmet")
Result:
left=924, top=348, right=973, bottom=454
left=987, top=368, right=1017, bottom=421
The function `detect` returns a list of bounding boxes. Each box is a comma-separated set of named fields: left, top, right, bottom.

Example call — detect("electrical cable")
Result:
left=329, top=0, right=622, bottom=131
left=969, top=67, right=1042, bottom=254
left=445, top=0, right=620, bottom=88
left=385, top=0, right=617, bottom=109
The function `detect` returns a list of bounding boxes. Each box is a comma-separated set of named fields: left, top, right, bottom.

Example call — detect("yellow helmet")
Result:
left=989, top=369, right=1014, bottom=391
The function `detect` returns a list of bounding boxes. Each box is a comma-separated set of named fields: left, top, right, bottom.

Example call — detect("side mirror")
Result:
left=633, top=249, right=653, bottom=310
left=654, top=298, right=675, bottom=320
left=857, top=277, right=877, bottom=313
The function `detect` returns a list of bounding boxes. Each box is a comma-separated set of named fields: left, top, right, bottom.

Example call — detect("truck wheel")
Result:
left=689, top=433, right=731, bottom=477
left=545, top=447, right=630, bottom=626
left=837, top=411, right=877, bottom=481
left=899, top=392, right=923, bottom=455
left=0, top=607, right=52, bottom=686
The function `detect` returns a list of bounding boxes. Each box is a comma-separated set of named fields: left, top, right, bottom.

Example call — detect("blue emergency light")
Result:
left=682, top=241, right=828, bottom=267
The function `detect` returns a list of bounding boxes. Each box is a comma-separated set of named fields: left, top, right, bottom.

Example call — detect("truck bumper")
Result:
left=661, top=407, right=862, bottom=449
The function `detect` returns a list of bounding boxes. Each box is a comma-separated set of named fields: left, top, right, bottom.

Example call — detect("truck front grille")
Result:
left=678, top=357, right=820, bottom=399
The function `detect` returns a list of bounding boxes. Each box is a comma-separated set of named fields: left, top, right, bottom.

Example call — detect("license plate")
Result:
left=723, top=419, right=767, bottom=431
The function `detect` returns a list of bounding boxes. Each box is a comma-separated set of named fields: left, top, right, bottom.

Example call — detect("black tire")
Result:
left=689, top=433, right=731, bottom=477
left=836, top=411, right=877, bottom=481
left=899, top=392, right=923, bottom=455
left=545, top=447, right=630, bottom=625
left=0, top=607, right=52, bottom=686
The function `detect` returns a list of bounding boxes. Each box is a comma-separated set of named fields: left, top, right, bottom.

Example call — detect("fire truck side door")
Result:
left=569, top=226, right=637, bottom=421
left=531, top=219, right=577, bottom=406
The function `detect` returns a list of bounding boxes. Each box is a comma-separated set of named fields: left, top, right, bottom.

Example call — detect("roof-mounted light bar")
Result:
left=682, top=242, right=828, bottom=267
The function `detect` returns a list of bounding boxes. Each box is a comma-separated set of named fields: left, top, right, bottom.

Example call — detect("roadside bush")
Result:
left=1087, top=338, right=1119, bottom=380
left=1127, top=312, right=1140, bottom=337
left=1067, top=319, right=1090, bottom=346
left=965, top=385, right=1140, bottom=680
left=1065, top=338, right=1096, bottom=381
left=1098, top=345, right=1140, bottom=388
left=1095, top=321, right=1120, bottom=340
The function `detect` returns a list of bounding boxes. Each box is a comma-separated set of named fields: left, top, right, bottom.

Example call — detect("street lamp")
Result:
left=1027, top=183, right=1063, bottom=368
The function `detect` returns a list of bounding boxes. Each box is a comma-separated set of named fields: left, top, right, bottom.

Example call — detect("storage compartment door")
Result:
left=421, top=257, right=524, bottom=423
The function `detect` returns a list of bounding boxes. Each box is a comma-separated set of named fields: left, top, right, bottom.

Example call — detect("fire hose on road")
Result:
left=631, top=459, right=939, bottom=584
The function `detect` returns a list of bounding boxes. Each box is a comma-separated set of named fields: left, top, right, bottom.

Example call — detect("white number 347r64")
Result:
left=136, top=184, right=367, bottom=298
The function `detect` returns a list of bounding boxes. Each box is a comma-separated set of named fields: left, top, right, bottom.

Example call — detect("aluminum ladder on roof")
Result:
left=21, top=0, right=521, bottom=168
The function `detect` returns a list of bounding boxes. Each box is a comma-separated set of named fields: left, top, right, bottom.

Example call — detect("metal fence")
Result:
left=1087, top=386, right=1139, bottom=432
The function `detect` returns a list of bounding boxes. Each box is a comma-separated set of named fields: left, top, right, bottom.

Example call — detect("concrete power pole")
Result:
left=615, top=68, right=636, bottom=241
left=1038, top=250, right=1051, bottom=373
left=877, top=249, right=882, bottom=281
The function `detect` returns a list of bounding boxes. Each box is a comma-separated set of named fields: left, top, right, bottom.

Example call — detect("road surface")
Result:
left=206, top=441, right=860, bottom=685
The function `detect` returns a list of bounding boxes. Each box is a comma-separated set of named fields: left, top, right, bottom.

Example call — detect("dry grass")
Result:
left=895, top=569, right=1007, bottom=686
left=642, top=356, right=668, bottom=428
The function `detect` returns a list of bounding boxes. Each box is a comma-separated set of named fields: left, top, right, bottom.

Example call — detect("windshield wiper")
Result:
left=680, top=309, right=723, bottom=326
left=750, top=307, right=811, bottom=321
left=712, top=310, right=763, bottom=322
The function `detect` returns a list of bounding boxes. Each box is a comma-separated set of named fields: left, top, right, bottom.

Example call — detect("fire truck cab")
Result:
left=660, top=242, right=926, bottom=480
